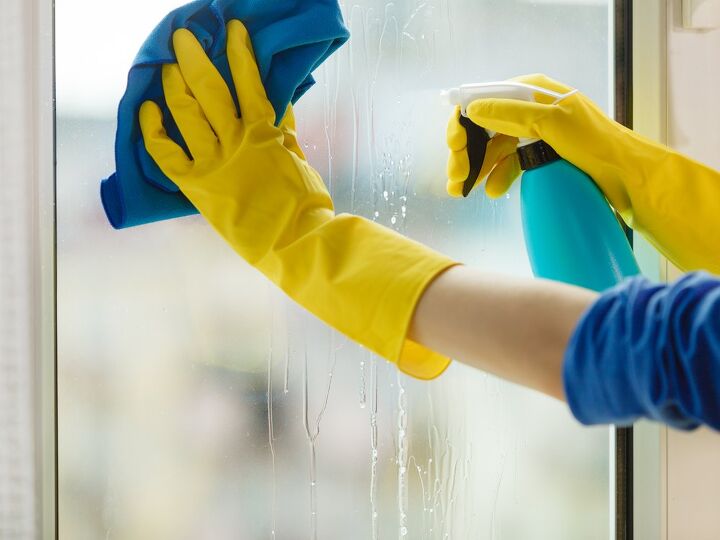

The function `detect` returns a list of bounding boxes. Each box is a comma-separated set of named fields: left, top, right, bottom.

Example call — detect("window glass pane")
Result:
left=58, top=1, right=611, bottom=538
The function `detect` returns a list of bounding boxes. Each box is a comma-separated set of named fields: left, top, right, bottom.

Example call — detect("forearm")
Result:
left=409, top=265, right=597, bottom=399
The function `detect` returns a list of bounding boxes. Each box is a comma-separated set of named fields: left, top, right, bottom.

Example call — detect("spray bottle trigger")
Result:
left=458, top=115, right=491, bottom=197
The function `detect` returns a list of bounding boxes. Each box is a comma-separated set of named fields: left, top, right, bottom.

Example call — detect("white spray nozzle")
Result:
left=441, top=81, right=566, bottom=116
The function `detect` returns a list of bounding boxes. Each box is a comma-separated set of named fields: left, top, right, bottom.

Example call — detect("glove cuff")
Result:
left=267, top=214, right=457, bottom=379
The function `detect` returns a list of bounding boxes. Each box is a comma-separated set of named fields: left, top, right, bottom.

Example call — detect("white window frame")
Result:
left=0, top=0, right=56, bottom=537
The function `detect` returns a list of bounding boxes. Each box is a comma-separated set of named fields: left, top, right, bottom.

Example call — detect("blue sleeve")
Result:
left=563, top=271, right=720, bottom=431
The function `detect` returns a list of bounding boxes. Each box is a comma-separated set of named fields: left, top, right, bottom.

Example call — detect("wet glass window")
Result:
left=58, top=1, right=612, bottom=538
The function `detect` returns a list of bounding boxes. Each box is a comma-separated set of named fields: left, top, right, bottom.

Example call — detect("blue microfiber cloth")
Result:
left=101, top=0, right=349, bottom=229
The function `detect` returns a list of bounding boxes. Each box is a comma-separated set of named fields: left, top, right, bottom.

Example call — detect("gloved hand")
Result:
left=139, top=20, right=457, bottom=379
left=447, top=73, right=720, bottom=274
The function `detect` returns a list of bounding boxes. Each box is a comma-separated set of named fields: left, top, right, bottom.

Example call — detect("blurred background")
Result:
left=57, top=0, right=613, bottom=538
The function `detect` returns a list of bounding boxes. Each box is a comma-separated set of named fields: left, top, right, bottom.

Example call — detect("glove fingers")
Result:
left=172, top=28, right=239, bottom=141
left=162, top=63, right=219, bottom=160
left=446, top=133, right=518, bottom=197
left=139, top=100, right=192, bottom=179
left=485, top=154, right=521, bottom=199
left=226, top=20, right=276, bottom=125
left=279, top=105, right=306, bottom=159
left=467, top=98, right=550, bottom=139
left=446, top=148, right=469, bottom=197
left=446, top=106, right=467, bottom=151
left=483, top=134, right=519, bottom=175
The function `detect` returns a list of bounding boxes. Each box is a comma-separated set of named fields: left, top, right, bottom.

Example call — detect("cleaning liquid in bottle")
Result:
left=517, top=139, right=639, bottom=290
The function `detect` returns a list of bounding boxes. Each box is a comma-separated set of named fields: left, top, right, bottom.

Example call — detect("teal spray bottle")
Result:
left=442, top=81, right=639, bottom=291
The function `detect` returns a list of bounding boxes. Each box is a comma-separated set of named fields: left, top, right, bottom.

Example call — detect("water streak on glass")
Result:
left=267, top=319, right=276, bottom=539
left=302, top=331, right=338, bottom=540
left=396, top=372, right=409, bottom=538
left=369, top=355, right=379, bottom=540
left=321, top=51, right=340, bottom=196
left=283, top=337, right=291, bottom=395
left=359, top=354, right=367, bottom=408
left=348, top=5, right=363, bottom=211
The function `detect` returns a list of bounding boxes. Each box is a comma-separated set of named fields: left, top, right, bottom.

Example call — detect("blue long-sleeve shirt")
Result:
left=563, top=271, right=720, bottom=431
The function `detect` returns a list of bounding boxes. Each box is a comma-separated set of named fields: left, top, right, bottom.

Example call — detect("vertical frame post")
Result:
left=613, top=1, right=634, bottom=539
left=0, top=0, right=56, bottom=537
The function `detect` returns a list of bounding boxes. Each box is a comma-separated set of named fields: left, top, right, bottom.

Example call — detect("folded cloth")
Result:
left=100, top=0, right=349, bottom=229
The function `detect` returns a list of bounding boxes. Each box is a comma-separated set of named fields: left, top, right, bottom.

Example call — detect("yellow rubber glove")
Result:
left=139, top=20, right=457, bottom=379
left=446, top=111, right=520, bottom=199
left=447, top=73, right=720, bottom=274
